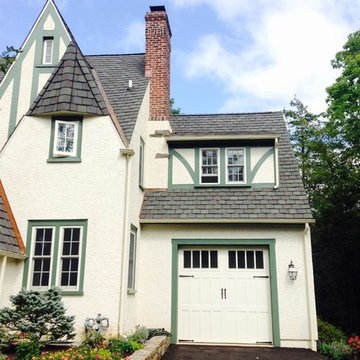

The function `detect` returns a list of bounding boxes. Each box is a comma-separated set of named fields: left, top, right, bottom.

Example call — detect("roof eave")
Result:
left=0, top=250, right=27, bottom=260
left=140, top=218, right=315, bottom=224
left=166, top=134, right=281, bottom=142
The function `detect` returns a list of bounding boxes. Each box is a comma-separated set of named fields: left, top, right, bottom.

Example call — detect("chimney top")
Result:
left=150, top=5, right=166, bottom=12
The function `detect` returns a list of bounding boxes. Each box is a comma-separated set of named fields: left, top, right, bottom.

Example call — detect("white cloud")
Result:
left=116, top=20, right=145, bottom=53
left=173, top=0, right=359, bottom=113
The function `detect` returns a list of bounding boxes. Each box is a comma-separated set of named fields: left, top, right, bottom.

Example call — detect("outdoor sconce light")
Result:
left=288, top=261, right=298, bottom=280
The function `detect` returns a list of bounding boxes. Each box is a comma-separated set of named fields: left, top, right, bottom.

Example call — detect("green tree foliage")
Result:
left=170, top=98, right=181, bottom=115
left=0, top=288, right=75, bottom=344
left=0, top=46, right=18, bottom=73
left=284, top=29, right=360, bottom=336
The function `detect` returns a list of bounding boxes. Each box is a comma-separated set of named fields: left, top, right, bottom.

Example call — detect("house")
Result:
left=0, top=0, right=318, bottom=350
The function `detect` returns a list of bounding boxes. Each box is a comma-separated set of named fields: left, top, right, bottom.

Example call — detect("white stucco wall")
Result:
left=172, top=148, right=195, bottom=185
left=0, top=257, right=24, bottom=306
left=137, top=223, right=317, bottom=349
left=145, top=121, right=171, bottom=189
left=251, top=147, right=275, bottom=184
left=0, top=114, right=128, bottom=339
left=0, top=79, right=14, bottom=147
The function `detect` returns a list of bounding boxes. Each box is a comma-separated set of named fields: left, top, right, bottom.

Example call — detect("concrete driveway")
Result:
left=161, top=345, right=327, bottom=360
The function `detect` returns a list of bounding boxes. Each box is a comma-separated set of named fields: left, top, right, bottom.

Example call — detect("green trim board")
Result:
left=22, top=219, right=88, bottom=295
left=169, top=146, right=275, bottom=189
left=171, top=238, right=280, bottom=346
left=0, top=0, right=71, bottom=137
left=48, top=116, right=83, bottom=163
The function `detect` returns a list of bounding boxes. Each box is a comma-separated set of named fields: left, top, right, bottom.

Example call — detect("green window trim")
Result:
left=22, top=219, right=88, bottom=295
left=171, top=238, right=280, bottom=346
left=169, top=146, right=276, bottom=189
left=127, top=225, right=138, bottom=292
left=48, top=116, right=83, bottom=163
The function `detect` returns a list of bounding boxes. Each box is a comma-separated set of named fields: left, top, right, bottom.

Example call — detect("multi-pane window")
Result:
left=228, top=250, right=264, bottom=269
left=201, top=149, right=219, bottom=183
left=184, top=250, right=218, bottom=269
left=43, top=37, right=54, bottom=64
left=26, top=221, right=87, bottom=293
left=127, top=227, right=137, bottom=291
left=53, top=121, right=77, bottom=157
left=227, top=148, right=245, bottom=183
left=59, top=228, right=81, bottom=287
left=32, top=228, right=53, bottom=287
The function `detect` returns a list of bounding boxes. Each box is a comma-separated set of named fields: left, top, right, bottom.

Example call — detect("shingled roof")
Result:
left=0, top=181, right=25, bottom=257
left=86, top=54, right=149, bottom=142
left=28, top=42, right=109, bottom=116
left=140, top=111, right=314, bottom=222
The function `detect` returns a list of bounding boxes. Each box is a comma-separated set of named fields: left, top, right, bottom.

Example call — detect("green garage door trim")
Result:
left=171, top=238, right=280, bottom=346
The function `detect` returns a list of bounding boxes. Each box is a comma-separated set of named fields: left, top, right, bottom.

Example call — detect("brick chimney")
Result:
left=145, top=5, right=171, bottom=121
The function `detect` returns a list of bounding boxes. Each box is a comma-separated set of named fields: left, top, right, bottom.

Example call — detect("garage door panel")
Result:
left=178, top=247, right=272, bottom=344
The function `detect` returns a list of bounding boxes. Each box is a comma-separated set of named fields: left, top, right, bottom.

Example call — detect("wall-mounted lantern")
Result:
left=288, top=261, right=298, bottom=280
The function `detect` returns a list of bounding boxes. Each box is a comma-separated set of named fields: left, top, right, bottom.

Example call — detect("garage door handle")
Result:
left=179, top=275, right=194, bottom=278
left=221, top=288, right=227, bottom=299
left=224, top=288, right=227, bottom=299
left=253, top=276, right=269, bottom=278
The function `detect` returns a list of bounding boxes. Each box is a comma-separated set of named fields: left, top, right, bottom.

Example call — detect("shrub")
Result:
left=318, top=317, right=346, bottom=344
left=108, top=339, right=134, bottom=356
left=317, top=341, right=353, bottom=360
left=81, top=330, right=106, bottom=349
left=32, top=346, right=123, bottom=360
left=147, top=328, right=171, bottom=339
left=0, top=353, right=9, bottom=360
left=0, top=288, right=75, bottom=345
left=129, top=325, right=149, bottom=342
left=15, top=339, right=41, bottom=360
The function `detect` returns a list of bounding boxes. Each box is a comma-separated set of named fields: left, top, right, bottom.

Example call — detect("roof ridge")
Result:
left=85, top=53, right=145, bottom=57
left=170, top=111, right=284, bottom=117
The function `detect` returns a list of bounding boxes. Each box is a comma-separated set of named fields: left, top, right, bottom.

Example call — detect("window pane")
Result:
left=201, top=251, right=209, bottom=268
left=71, top=258, right=79, bottom=271
left=193, top=251, right=200, bottom=268
left=36, top=229, right=44, bottom=242
left=41, top=272, right=50, bottom=286
left=34, top=242, right=43, bottom=256
left=184, top=251, right=191, bottom=268
left=32, top=273, right=41, bottom=286
left=33, top=259, right=42, bottom=271
left=228, top=251, right=236, bottom=268
left=247, top=251, right=254, bottom=269
left=62, top=242, right=70, bottom=255
left=238, top=251, right=246, bottom=268
left=69, top=272, right=77, bottom=286
left=127, top=231, right=136, bottom=290
left=256, top=251, right=264, bottom=269
left=61, top=273, right=69, bottom=286
left=71, top=242, right=79, bottom=255
left=210, top=251, right=218, bottom=268
left=62, top=258, right=70, bottom=271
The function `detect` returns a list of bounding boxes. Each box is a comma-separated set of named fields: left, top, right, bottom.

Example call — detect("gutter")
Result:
left=166, top=134, right=281, bottom=142
left=117, top=148, right=135, bottom=336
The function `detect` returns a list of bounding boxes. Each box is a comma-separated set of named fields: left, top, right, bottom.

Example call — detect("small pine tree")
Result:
left=0, top=288, right=75, bottom=344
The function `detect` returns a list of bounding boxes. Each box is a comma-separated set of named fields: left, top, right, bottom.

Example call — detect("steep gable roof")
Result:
left=86, top=54, right=149, bottom=142
left=141, top=111, right=314, bottom=223
left=0, top=181, right=25, bottom=257
left=27, top=42, right=109, bottom=116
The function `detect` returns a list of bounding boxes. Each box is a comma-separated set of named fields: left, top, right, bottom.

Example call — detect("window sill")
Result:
left=127, top=290, right=136, bottom=295
left=61, top=290, right=84, bottom=296
left=36, top=65, right=57, bottom=68
left=47, top=157, right=82, bottom=163
left=139, top=184, right=144, bottom=191
left=194, top=184, right=252, bottom=188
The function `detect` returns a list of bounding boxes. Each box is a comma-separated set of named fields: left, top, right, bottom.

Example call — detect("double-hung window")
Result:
left=24, top=220, right=87, bottom=294
left=43, top=37, right=54, bottom=64
left=48, top=117, right=82, bottom=162
left=226, top=148, right=245, bottom=183
left=201, top=149, right=219, bottom=184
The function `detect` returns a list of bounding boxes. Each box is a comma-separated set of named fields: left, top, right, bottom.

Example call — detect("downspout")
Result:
left=117, top=148, right=135, bottom=336
left=304, top=223, right=317, bottom=350
left=273, top=138, right=280, bottom=189
left=0, top=256, right=7, bottom=301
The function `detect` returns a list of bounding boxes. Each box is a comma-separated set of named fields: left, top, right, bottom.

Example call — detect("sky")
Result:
left=0, top=0, right=359, bottom=115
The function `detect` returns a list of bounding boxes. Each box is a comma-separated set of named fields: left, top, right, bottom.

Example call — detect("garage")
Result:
left=177, top=247, right=273, bottom=344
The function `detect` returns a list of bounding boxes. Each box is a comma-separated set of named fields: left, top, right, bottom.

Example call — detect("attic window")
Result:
left=48, top=116, right=83, bottom=163
left=42, top=37, right=54, bottom=64
left=201, top=149, right=219, bottom=184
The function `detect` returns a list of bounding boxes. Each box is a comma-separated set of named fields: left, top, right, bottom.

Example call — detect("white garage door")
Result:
left=178, top=247, right=272, bottom=344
